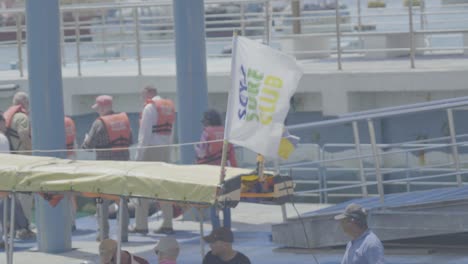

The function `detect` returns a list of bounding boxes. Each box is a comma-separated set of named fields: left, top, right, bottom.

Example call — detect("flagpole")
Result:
left=219, top=30, right=238, bottom=187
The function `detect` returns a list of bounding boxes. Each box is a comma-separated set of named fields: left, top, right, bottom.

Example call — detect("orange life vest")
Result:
left=197, top=126, right=237, bottom=166
left=3, top=105, right=28, bottom=150
left=99, top=112, right=131, bottom=151
left=64, top=116, right=76, bottom=155
left=148, top=99, right=175, bottom=136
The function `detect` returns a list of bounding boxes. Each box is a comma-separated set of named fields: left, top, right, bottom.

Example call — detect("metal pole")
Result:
left=134, top=7, right=142, bottom=76
left=240, top=2, right=246, bottom=36
left=447, top=109, right=462, bottom=186
left=292, top=0, right=301, bottom=34
left=198, top=208, right=205, bottom=259
left=173, top=0, right=209, bottom=164
left=119, top=4, right=125, bottom=58
left=352, top=121, right=368, bottom=197
left=408, top=0, right=415, bottom=69
left=97, top=199, right=105, bottom=242
left=26, top=0, right=72, bottom=252
left=3, top=196, right=9, bottom=264
left=101, top=9, right=107, bottom=62
left=8, top=194, right=15, bottom=264
left=320, top=147, right=328, bottom=203
left=405, top=151, right=411, bottom=192
left=116, top=197, right=124, bottom=264
left=274, top=159, right=287, bottom=221
left=335, top=0, right=342, bottom=70
left=16, top=13, right=23, bottom=77
left=264, top=0, right=272, bottom=45
left=367, top=119, right=385, bottom=204
left=74, top=11, right=82, bottom=76
left=59, top=10, right=66, bottom=67
left=357, top=0, right=363, bottom=48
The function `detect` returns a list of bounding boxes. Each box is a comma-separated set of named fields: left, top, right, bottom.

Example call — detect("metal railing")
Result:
left=0, top=0, right=468, bottom=76
left=275, top=96, right=468, bottom=204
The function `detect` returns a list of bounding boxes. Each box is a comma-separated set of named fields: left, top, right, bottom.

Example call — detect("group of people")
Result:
left=98, top=227, right=250, bottom=264
left=80, top=85, right=238, bottom=242
left=0, top=88, right=385, bottom=263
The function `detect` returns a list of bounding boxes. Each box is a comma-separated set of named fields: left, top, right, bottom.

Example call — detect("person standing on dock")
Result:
left=335, top=203, right=385, bottom=264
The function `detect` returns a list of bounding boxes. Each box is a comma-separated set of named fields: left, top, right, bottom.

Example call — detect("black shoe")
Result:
left=153, top=227, right=174, bottom=235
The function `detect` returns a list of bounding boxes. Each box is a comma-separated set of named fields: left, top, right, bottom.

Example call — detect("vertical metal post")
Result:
left=274, top=159, right=287, bottom=221
left=240, top=2, right=246, bottom=36
left=264, top=0, right=272, bottom=45
left=101, top=9, right=107, bottom=62
left=367, top=119, right=385, bottom=204
left=59, top=10, right=66, bottom=67
left=116, top=197, right=124, bottom=264
left=408, top=0, right=415, bottom=69
left=320, top=147, right=328, bottom=203
left=8, top=194, right=15, bottom=264
left=74, top=11, right=82, bottom=76
left=119, top=5, right=125, bottom=58
left=173, top=0, right=209, bottom=164
left=134, top=7, right=142, bottom=76
left=292, top=0, right=301, bottom=34
left=405, top=151, right=411, bottom=192
left=198, top=208, right=205, bottom=258
left=3, top=196, right=9, bottom=264
left=335, top=0, right=342, bottom=70
left=16, top=13, right=23, bottom=77
left=447, top=109, right=462, bottom=186
left=352, top=121, right=368, bottom=197
left=357, top=0, right=363, bottom=48
left=26, top=0, right=72, bottom=252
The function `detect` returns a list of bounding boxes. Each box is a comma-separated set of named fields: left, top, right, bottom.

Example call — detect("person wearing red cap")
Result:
left=82, top=95, right=132, bottom=242
left=202, top=227, right=251, bottom=264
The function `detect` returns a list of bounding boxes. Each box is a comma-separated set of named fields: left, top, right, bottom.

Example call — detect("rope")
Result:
left=0, top=139, right=224, bottom=154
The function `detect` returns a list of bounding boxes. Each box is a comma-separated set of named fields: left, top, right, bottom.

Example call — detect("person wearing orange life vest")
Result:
left=195, top=109, right=237, bottom=231
left=64, top=116, right=76, bottom=158
left=82, top=95, right=131, bottom=242
left=2, top=92, right=36, bottom=240
left=131, top=86, right=176, bottom=235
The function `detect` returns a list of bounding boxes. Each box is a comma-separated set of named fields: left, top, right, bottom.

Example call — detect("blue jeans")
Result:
left=210, top=206, right=231, bottom=230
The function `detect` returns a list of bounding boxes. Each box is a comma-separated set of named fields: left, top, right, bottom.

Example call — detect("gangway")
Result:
left=272, top=96, right=468, bottom=248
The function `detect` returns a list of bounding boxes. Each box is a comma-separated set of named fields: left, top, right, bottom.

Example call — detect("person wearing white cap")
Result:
left=153, top=237, right=180, bottom=264
left=82, top=95, right=132, bottom=242
left=99, top=239, right=149, bottom=264
left=334, top=203, right=385, bottom=264
left=131, top=86, right=176, bottom=235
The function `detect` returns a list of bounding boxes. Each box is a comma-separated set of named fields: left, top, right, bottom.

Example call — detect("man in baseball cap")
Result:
left=334, top=203, right=385, bottom=264
left=202, top=227, right=250, bottom=264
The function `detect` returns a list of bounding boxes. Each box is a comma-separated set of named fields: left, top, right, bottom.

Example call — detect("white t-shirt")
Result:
left=0, top=133, right=10, bottom=153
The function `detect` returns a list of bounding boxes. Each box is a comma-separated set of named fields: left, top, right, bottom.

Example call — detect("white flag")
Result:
left=225, top=36, right=303, bottom=158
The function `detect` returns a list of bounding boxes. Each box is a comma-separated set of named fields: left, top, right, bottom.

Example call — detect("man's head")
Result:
left=12, top=91, right=29, bottom=112
left=202, top=109, right=223, bottom=127
left=0, top=114, right=6, bottom=133
left=334, top=203, right=368, bottom=237
left=203, top=227, right=234, bottom=256
left=142, top=85, right=157, bottom=101
left=92, top=95, right=113, bottom=116
left=99, top=239, right=118, bottom=264
left=154, top=237, right=180, bottom=261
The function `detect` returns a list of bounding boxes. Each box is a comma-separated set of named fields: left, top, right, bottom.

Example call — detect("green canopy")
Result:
left=0, top=154, right=249, bottom=205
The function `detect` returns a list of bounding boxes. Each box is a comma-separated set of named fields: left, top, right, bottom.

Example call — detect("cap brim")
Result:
left=334, top=213, right=347, bottom=220
left=202, top=235, right=216, bottom=243
left=92, top=103, right=99, bottom=109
